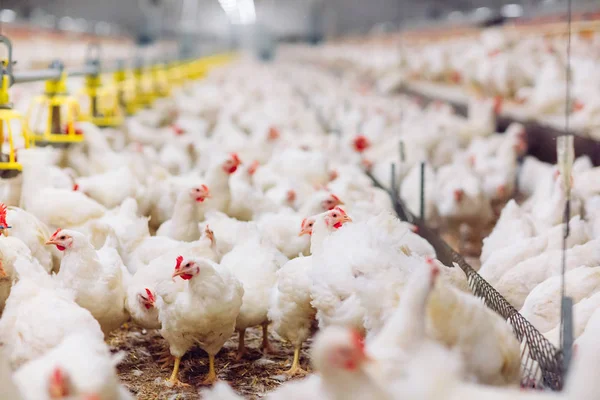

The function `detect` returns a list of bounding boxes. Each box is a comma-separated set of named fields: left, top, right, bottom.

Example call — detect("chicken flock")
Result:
left=290, top=26, right=600, bottom=138
left=0, top=48, right=597, bottom=400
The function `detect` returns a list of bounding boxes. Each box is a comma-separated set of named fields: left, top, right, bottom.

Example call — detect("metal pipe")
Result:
left=13, top=69, right=61, bottom=83
left=68, top=65, right=100, bottom=77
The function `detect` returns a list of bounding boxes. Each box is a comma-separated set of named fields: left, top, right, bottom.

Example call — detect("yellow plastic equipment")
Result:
left=77, top=44, right=124, bottom=128
left=167, top=61, right=185, bottom=87
left=151, top=63, right=170, bottom=98
left=112, top=63, right=138, bottom=116
left=27, top=61, right=83, bottom=146
left=133, top=61, right=155, bottom=109
left=0, top=36, right=32, bottom=178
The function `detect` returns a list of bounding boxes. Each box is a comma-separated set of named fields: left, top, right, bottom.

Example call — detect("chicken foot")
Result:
left=201, top=354, right=218, bottom=385
left=261, top=323, right=275, bottom=355
left=236, top=329, right=247, bottom=360
left=167, top=356, right=190, bottom=387
left=283, top=345, right=307, bottom=376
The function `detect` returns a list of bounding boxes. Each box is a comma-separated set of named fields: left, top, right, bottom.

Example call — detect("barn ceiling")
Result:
left=0, top=0, right=591, bottom=40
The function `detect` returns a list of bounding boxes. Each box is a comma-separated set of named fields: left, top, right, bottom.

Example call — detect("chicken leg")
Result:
left=284, top=345, right=307, bottom=376
left=201, top=354, right=218, bottom=385
left=261, top=323, right=274, bottom=355
left=167, top=356, right=189, bottom=387
left=236, top=329, right=246, bottom=360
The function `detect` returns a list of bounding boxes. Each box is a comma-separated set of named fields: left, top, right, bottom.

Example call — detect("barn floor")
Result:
left=108, top=324, right=310, bottom=399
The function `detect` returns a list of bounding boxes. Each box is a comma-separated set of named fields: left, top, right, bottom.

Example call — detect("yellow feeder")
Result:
left=151, top=63, right=170, bottom=98
left=77, top=46, right=124, bottom=128
left=27, top=61, right=83, bottom=146
left=0, top=36, right=31, bottom=179
left=113, top=63, right=138, bottom=116
left=167, top=61, right=185, bottom=87
left=133, top=61, right=155, bottom=109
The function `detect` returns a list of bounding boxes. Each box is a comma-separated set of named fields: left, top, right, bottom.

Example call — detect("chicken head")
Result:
left=286, top=189, right=297, bottom=205
left=138, top=288, right=156, bottom=310
left=299, top=216, right=316, bottom=236
left=45, top=229, right=74, bottom=252
left=267, top=126, right=280, bottom=141
left=48, top=367, right=70, bottom=399
left=424, top=257, right=441, bottom=289
left=323, top=207, right=353, bottom=229
left=172, top=255, right=200, bottom=280
left=190, top=184, right=211, bottom=203
left=248, top=160, right=260, bottom=175
left=48, top=366, right=100, bottom=400
left=311, top=326, right=370, bottom=373
left=203, top=224, right=215, bottom=246
left=222, top=153, right=242, bottom=174
left=321, top=194, right=344, bottom=211
left=0, top=203, right=10, bottom=235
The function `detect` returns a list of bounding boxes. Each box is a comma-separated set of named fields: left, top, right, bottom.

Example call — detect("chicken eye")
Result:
left=60, top=236, right=66, bottom=240
left=332, top=213, right=338, bottom=218
left=185, top=263, right=191, bottom=268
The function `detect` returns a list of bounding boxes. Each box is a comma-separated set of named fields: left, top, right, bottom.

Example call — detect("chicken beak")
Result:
left=298, top=227, right=312, bottom=237
left=341, top=215, right=353, bottom=223
left=172, top=269, right=185, bottom=278
left=45, top=239, right=59, bottom=246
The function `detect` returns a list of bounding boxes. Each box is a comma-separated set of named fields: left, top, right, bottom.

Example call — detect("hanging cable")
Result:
left=559, top=0, right=574, bottom=381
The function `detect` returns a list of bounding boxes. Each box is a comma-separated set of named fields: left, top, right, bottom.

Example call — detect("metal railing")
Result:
left=368, top=169, right=565, bottom=390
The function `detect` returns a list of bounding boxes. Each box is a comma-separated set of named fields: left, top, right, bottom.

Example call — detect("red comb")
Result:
left=230, top=153, right=241, bottom=163
left=248, top=160, right=260, bottom=175
left=493, top=96, right=503, bottom=115
left=144, top=288, right=155, bottom=303
left=201, top=184, right=209, bottom=192
left=268, top=126, right=280, bottom=140
left=171, top=124, right=185, bottom=135
left=350, top=329, right=365, bottom=352
left=51, top=367, right=65, bottom=386
left=50, top=228, right=62, bottom=239
left=301, top=218, right=307, bottom=229
left=352, top=135, right=370, bottom=153
left=175, top=255, right=184, bottom=270
left=286, top=189, right=296, bottom=202
left=0, top=203, right=7, bottom=227
left=331, top=194, right=341, bottom=202
left=72, top=183, right=79, bottom=191
left=333, top=206, right=346, bottom=215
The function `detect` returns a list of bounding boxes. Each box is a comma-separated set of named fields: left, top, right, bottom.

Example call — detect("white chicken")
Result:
left=18, top=148, right=106, bottom=228
left=426, top=273, right=521, bottom=385
left=268, top=252, right=316, bottom=376
left=156, top=184, right=211, bottom=241
left=0, top=259, right=103, bottom=368
left=219, top=226, right=288, bottom=359
left=495, top=238, right=600, bottom=309
left=14, top=333, right=133, bottom=400
left=46, top=229, right=129, bottom=334
left=74, top=165, right=140, bottom=209
left=202, top=326, right=389, bottom=400
left=5, top=204, right=57, bottom=273
left=520, top=266, right=600, bottom=333
left=156, top=255, right=244, bottom=385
